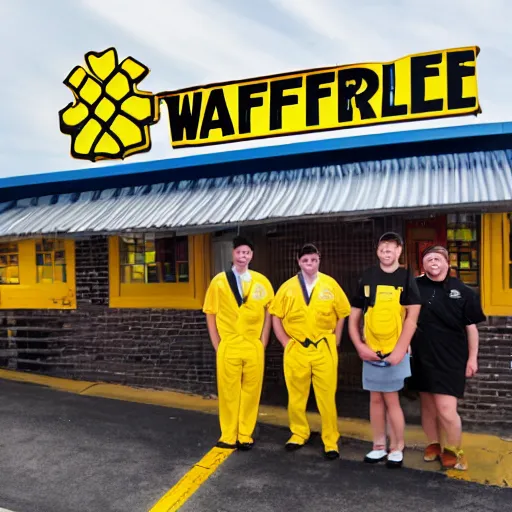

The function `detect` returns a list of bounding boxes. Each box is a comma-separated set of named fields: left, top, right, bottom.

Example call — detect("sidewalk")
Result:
left=0, top=369, right=510, bottom=489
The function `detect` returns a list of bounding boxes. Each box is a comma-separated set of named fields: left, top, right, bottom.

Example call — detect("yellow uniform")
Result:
left=270, top=272, right=350, bottom=452
left=203, top=270, right=274, bottom=446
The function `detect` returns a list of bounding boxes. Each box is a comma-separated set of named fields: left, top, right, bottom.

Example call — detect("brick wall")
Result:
left=0, top=221, right=510, bottom=432
left=461, top=316, right=512, bottom=432
left=0, top=236, right=216, bottom=395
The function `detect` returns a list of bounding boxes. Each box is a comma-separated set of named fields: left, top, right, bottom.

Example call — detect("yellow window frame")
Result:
left=0, top=239, right=76, bottom=309
left=481, top=213, right=512, bottom=316
left=109, top=234, right=211, bottom=309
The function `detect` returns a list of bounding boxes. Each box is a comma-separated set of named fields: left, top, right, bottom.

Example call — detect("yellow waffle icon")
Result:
left=59, top=47, right=160, bottom=162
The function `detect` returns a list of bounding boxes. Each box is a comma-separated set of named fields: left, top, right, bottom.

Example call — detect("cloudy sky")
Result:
left=1, top=0, right=511, bottom=179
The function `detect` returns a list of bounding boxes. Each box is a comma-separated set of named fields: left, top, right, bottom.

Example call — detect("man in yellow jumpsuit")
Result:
left=270, top=243, right=351, bottom=459
left=203, top=236, right=274, bottom=450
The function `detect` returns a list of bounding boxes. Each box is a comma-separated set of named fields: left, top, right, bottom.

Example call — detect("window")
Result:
left=446, top=213, right=480, bottom=286
left=120, top=234, right=189, bottom=284
left=0, top=238, right=76, bottom=309
left=109, top=233, right=210, bottom=309
left=0, top=243, right=20, bottom=285
left=481, top=213, right=512, bottom=316
left=36, top=239, right=67, bottom=283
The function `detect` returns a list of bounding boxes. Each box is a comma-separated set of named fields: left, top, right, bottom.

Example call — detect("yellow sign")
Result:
left=60, top=46, right=481, bottom=161
left=59, top=48, right=159, bottom=162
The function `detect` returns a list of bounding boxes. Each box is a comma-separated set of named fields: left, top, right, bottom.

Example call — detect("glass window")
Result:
left=447, top=213, right=479, bottom=286
left=0, top=243, right=20, bottom=285
left=36, top=239, right=67, bottom=283
left=120, top=234, right=189, bottom=284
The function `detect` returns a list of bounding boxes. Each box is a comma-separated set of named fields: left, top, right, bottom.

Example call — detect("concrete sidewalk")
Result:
left=0, top=369, right=510, bottom=490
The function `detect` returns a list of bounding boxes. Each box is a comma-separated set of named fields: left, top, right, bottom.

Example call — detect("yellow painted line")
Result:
left=0, top=369, right=94, bottom=394
left=0, top=369, right=510, bottom=488
left=148, top=447, right=235, bottom=512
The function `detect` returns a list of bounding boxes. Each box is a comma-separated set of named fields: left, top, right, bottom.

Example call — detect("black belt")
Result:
left=298, top=337, right=327, bottom=349
left=376, top=351, right=391, bottom=359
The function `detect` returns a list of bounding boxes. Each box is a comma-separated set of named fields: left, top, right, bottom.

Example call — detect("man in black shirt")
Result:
left=410, top=246, right=486, bottom=471
left=349, top=232, right=422, bottom=469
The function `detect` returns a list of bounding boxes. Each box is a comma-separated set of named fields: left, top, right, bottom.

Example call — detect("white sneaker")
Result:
left=364, top=449, right=388, bottom=463
left=386, top=450, right=404, bottom=469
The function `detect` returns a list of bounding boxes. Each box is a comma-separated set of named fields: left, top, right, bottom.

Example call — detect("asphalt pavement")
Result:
left=0, top=379, right=219, bottom=512
left=0, top=379, right=510, bottom=512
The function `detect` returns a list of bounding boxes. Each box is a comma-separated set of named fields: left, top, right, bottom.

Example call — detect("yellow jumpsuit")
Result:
left=203, top=270, right=274, bottom=446
left=270, top=273, right=351, bottom=452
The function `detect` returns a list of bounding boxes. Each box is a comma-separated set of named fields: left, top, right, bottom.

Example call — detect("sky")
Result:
left=1, top=0, right=511, bottom=179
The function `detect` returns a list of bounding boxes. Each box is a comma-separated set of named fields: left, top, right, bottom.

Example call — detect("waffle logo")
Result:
left=449, top=289, right=462, bottom=299
left=60, top=46, right=481, bottom=162
left=59, top=48, right=159, bottom=162
left=252, top=283, right=268, bottom=301
left=318, top=289, right=335, bottom=301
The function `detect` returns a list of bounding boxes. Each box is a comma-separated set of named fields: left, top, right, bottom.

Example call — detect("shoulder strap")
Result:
left=225, top=270, right=243, bottom=307
left=363, top=267, right=377, bottom=314
left=297, top=272, right=311, bottom=306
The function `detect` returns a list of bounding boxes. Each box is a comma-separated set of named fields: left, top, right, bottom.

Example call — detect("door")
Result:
left=406, top=216, right=447, bottom=276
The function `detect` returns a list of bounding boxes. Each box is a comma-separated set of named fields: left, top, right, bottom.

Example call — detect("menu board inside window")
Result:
left=446, top=213, right=479, bottom=286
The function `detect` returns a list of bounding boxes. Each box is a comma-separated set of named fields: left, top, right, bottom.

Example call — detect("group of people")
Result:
left=202, top=232, right=486, bottom=472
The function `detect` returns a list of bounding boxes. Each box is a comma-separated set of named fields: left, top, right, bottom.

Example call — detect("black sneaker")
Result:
left=216, top=441, right=237, bottom=449
left=236, top=441, right=254, bottom=451
left=324, top=450, right=340, bottom=460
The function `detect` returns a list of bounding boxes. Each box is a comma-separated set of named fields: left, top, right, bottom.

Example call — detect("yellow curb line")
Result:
left=0, top=369, right=510, bottom=488
left=148, top=447, right=235, bottom=512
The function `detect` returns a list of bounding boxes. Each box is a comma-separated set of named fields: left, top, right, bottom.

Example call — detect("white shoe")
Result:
left=386, top=450, right=404, bottom=468
left=364, top=449, right=388, bottom=463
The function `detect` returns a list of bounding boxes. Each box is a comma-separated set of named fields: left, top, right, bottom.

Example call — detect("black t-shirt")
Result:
left=351, top=266, right=422, bottom=310
left=351, top=266, right=422, bottom=354
left=414, top=275, right=486, bottom=338
left=410, top=275, right=486, bottom=397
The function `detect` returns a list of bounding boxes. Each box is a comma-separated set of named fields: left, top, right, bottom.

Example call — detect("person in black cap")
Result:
left=409, top=245, right=486, bottom=471
left=270, top=243, right=351, bottom=460
left=349, top=232, right=421, bottom=468
left=203, top=235, right=274, bottom=450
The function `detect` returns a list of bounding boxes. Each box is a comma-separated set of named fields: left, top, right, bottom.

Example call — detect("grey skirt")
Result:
left=362, top=354, right=411, bottom=392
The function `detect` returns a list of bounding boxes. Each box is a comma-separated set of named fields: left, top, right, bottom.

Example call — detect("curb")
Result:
left=0, top=369, right=509, bottom=488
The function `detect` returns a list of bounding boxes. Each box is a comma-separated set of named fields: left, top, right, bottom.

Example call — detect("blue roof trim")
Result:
left=1, top=121, right=512, bottom=203
left=1, top=121, right=512, bottom=190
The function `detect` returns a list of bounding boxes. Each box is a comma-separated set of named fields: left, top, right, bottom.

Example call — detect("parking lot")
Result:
left=0, top=379, right=510, bottom=512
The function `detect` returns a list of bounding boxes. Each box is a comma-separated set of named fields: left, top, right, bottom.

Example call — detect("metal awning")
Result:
left=0, top=149, right=511, bottom=237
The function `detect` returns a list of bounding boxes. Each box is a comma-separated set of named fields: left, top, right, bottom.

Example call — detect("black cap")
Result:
left=297, top=243, right=320, bottom=259
left=421, top=245, right=449, bottom=262
left=233, top=236, right=254, bottom=251
left=378, top=232, right=404, bottom=246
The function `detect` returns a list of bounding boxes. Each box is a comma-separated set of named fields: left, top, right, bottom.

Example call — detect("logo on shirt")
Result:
left=449, top=289, right=462, bottom=299
left=252, top=283, right=267, bottom=300
left=318, top=289, right=334, bottom=301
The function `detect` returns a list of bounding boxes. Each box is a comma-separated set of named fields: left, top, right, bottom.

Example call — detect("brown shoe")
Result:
left=424, top=442, right=442, bottom=462
left=440, top=447, right=468, bottom=471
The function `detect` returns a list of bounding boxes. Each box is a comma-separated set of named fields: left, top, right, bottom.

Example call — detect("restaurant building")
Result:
left=0, top=121, right=510, bottom=430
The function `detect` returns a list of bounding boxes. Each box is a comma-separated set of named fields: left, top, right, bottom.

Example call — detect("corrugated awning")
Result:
left=0, top=150, right=511, bottom=237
